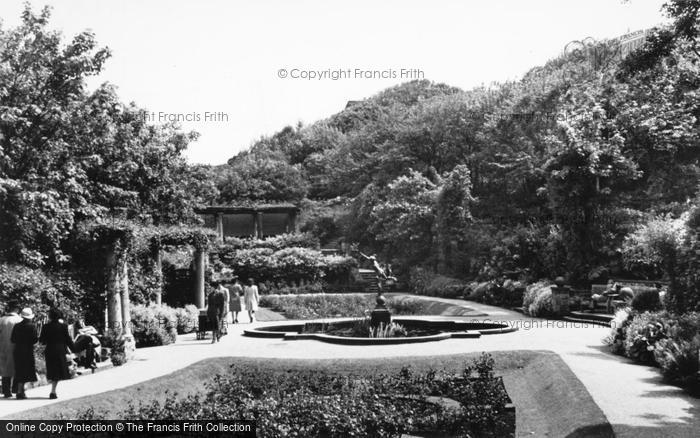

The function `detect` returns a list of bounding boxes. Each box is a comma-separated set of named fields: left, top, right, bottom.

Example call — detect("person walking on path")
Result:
left=229, top=278, right=243, bottom=324
left=0, top=304, right=22, bottom=398
left=206, top=283, right=226, bottom=343
left=219, top=282, right=231, bottom=326
left=40, top=308, right=75, bottom=399
left=10, top=308, right=38, bottom=399
left=243, top=278, right=259, bottom=323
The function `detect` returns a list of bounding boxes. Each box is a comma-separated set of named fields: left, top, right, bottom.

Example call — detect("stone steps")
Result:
left=563, top=316, right=612, bottom=328
left=358, top=269, right=379, bottom=293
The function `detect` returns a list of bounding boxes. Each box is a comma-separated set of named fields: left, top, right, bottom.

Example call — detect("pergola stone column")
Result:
left=105, top=241, right=131, bottom=335
left=153, top=248, right=163, bottom=305
left=105, top=248, right=123, bottom=332
left=120, top=261, right=131, bottom=335
left=255, top=212, right=264, bottom=238
left=287, top=210, right=299, bottom=233
left=215, top=213, right=224, bottom=243
left=194, top=248, right=207, bottom=308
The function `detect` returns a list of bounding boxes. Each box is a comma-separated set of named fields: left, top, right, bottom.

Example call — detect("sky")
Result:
left=0, top=0, right=669, bottom=165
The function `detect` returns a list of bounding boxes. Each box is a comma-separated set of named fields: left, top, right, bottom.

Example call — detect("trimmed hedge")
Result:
left=631, top=288, right=662, bottom=312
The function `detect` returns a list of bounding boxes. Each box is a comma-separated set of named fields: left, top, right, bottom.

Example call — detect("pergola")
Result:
left=80, top=222, right=215, bottom=336
left=196, top=203, right=300, bottom=242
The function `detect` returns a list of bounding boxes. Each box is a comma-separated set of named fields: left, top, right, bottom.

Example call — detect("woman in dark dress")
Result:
left=10, top=308, right=38, bottom=399
left=39, top=308, right=74, bottom=399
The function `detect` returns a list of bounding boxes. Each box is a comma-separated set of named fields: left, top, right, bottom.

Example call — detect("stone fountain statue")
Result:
left=358, top=252, right=394, bottom=328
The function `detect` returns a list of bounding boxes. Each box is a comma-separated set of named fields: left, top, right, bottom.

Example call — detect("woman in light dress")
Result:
left=243, top=278, right=259, bottom=323
left=229, top=278, right=243, bottom=323
left=219, top=283, right=230, bottom=324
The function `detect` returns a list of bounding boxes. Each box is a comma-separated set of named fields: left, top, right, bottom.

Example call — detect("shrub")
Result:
left=214, top=245, right=355, bottom=285
left=605, top=310, right=700, bottom=393
left=490, top=279, right=526, bottom=307
left=222, top=233, right=320, bottom=251
left=151, top=304, right=178, bottom=343
left=409, top=270, right=469, bottom=298
left=623, top=311, right=670, bottom=364
left=605, top=307, right=634, bottom=355
left=102, top=328, right=128, bottom=366
left=408, top=266, right=433, bottom=295
left=631, top=289, right=663, bottom=312
left=654, top=336, right=700, bottom=392
left=529, top=289, right=553, bottom=317
left=653, top=312, right=700, bottom=391
left=130, top=304, right=177, bottom=347
left=467, top=281, right=491, bottom=302
left=523, top=282, right=553, bottom=317
left=174, top=304, right=199, bottom=334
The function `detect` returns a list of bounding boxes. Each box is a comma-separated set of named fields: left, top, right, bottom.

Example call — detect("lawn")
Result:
left=8, top=350, right=613, bottom=437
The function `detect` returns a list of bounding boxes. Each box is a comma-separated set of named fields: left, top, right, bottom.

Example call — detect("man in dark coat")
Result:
left=0, top=303, right=22, bottom=398
left=207, top=283, right=226, bottom=343
left=10, top=308, right=38, bottom=399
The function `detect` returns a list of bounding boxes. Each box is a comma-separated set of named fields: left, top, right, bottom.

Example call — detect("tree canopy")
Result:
left=0, top=5, right=210, bottom=267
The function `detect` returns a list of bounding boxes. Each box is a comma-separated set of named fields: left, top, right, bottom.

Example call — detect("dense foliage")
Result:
left=75, top=354, right=513, bottom=438
left=605, top=308, right=700, bottom=393
left=3, top=1, right=700, bottom=331
left=0, top=6, right=217, bottom=329
left=213, top=240, right=356, bottom=285
left=192, top=0, right=700, bottom=292
left=222, top=232, right=319, bottom=250
left=0, top=263, right=84, bottom=322
left=0, top=6, right=214, bottom=269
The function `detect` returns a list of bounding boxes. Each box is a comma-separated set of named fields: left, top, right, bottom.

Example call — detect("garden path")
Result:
left=1, top=297, right=698, bottom=437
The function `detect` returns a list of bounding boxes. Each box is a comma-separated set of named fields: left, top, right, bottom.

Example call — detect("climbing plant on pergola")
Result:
left=74, top=220, right=216, bottom=335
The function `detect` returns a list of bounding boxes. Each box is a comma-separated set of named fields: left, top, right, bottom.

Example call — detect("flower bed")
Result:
left=73, top=353, right=515, bottom=437
left=605, top=308, right=700, bottom=393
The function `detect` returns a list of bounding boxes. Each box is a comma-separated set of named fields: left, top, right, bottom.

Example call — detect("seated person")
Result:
left=591, top=283, right=634, bottom=311
left=616, top=286, right=634, bottom=302
left=72, top=320, right=101, bottom=371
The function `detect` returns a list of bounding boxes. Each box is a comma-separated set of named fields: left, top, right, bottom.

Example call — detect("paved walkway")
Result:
left=2, top=297, right=699, bottom=437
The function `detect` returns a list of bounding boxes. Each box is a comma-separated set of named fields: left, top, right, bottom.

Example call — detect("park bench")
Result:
left=569, top=288, right=593, bottom=311
left=588, top=279, right=667, bottom=313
